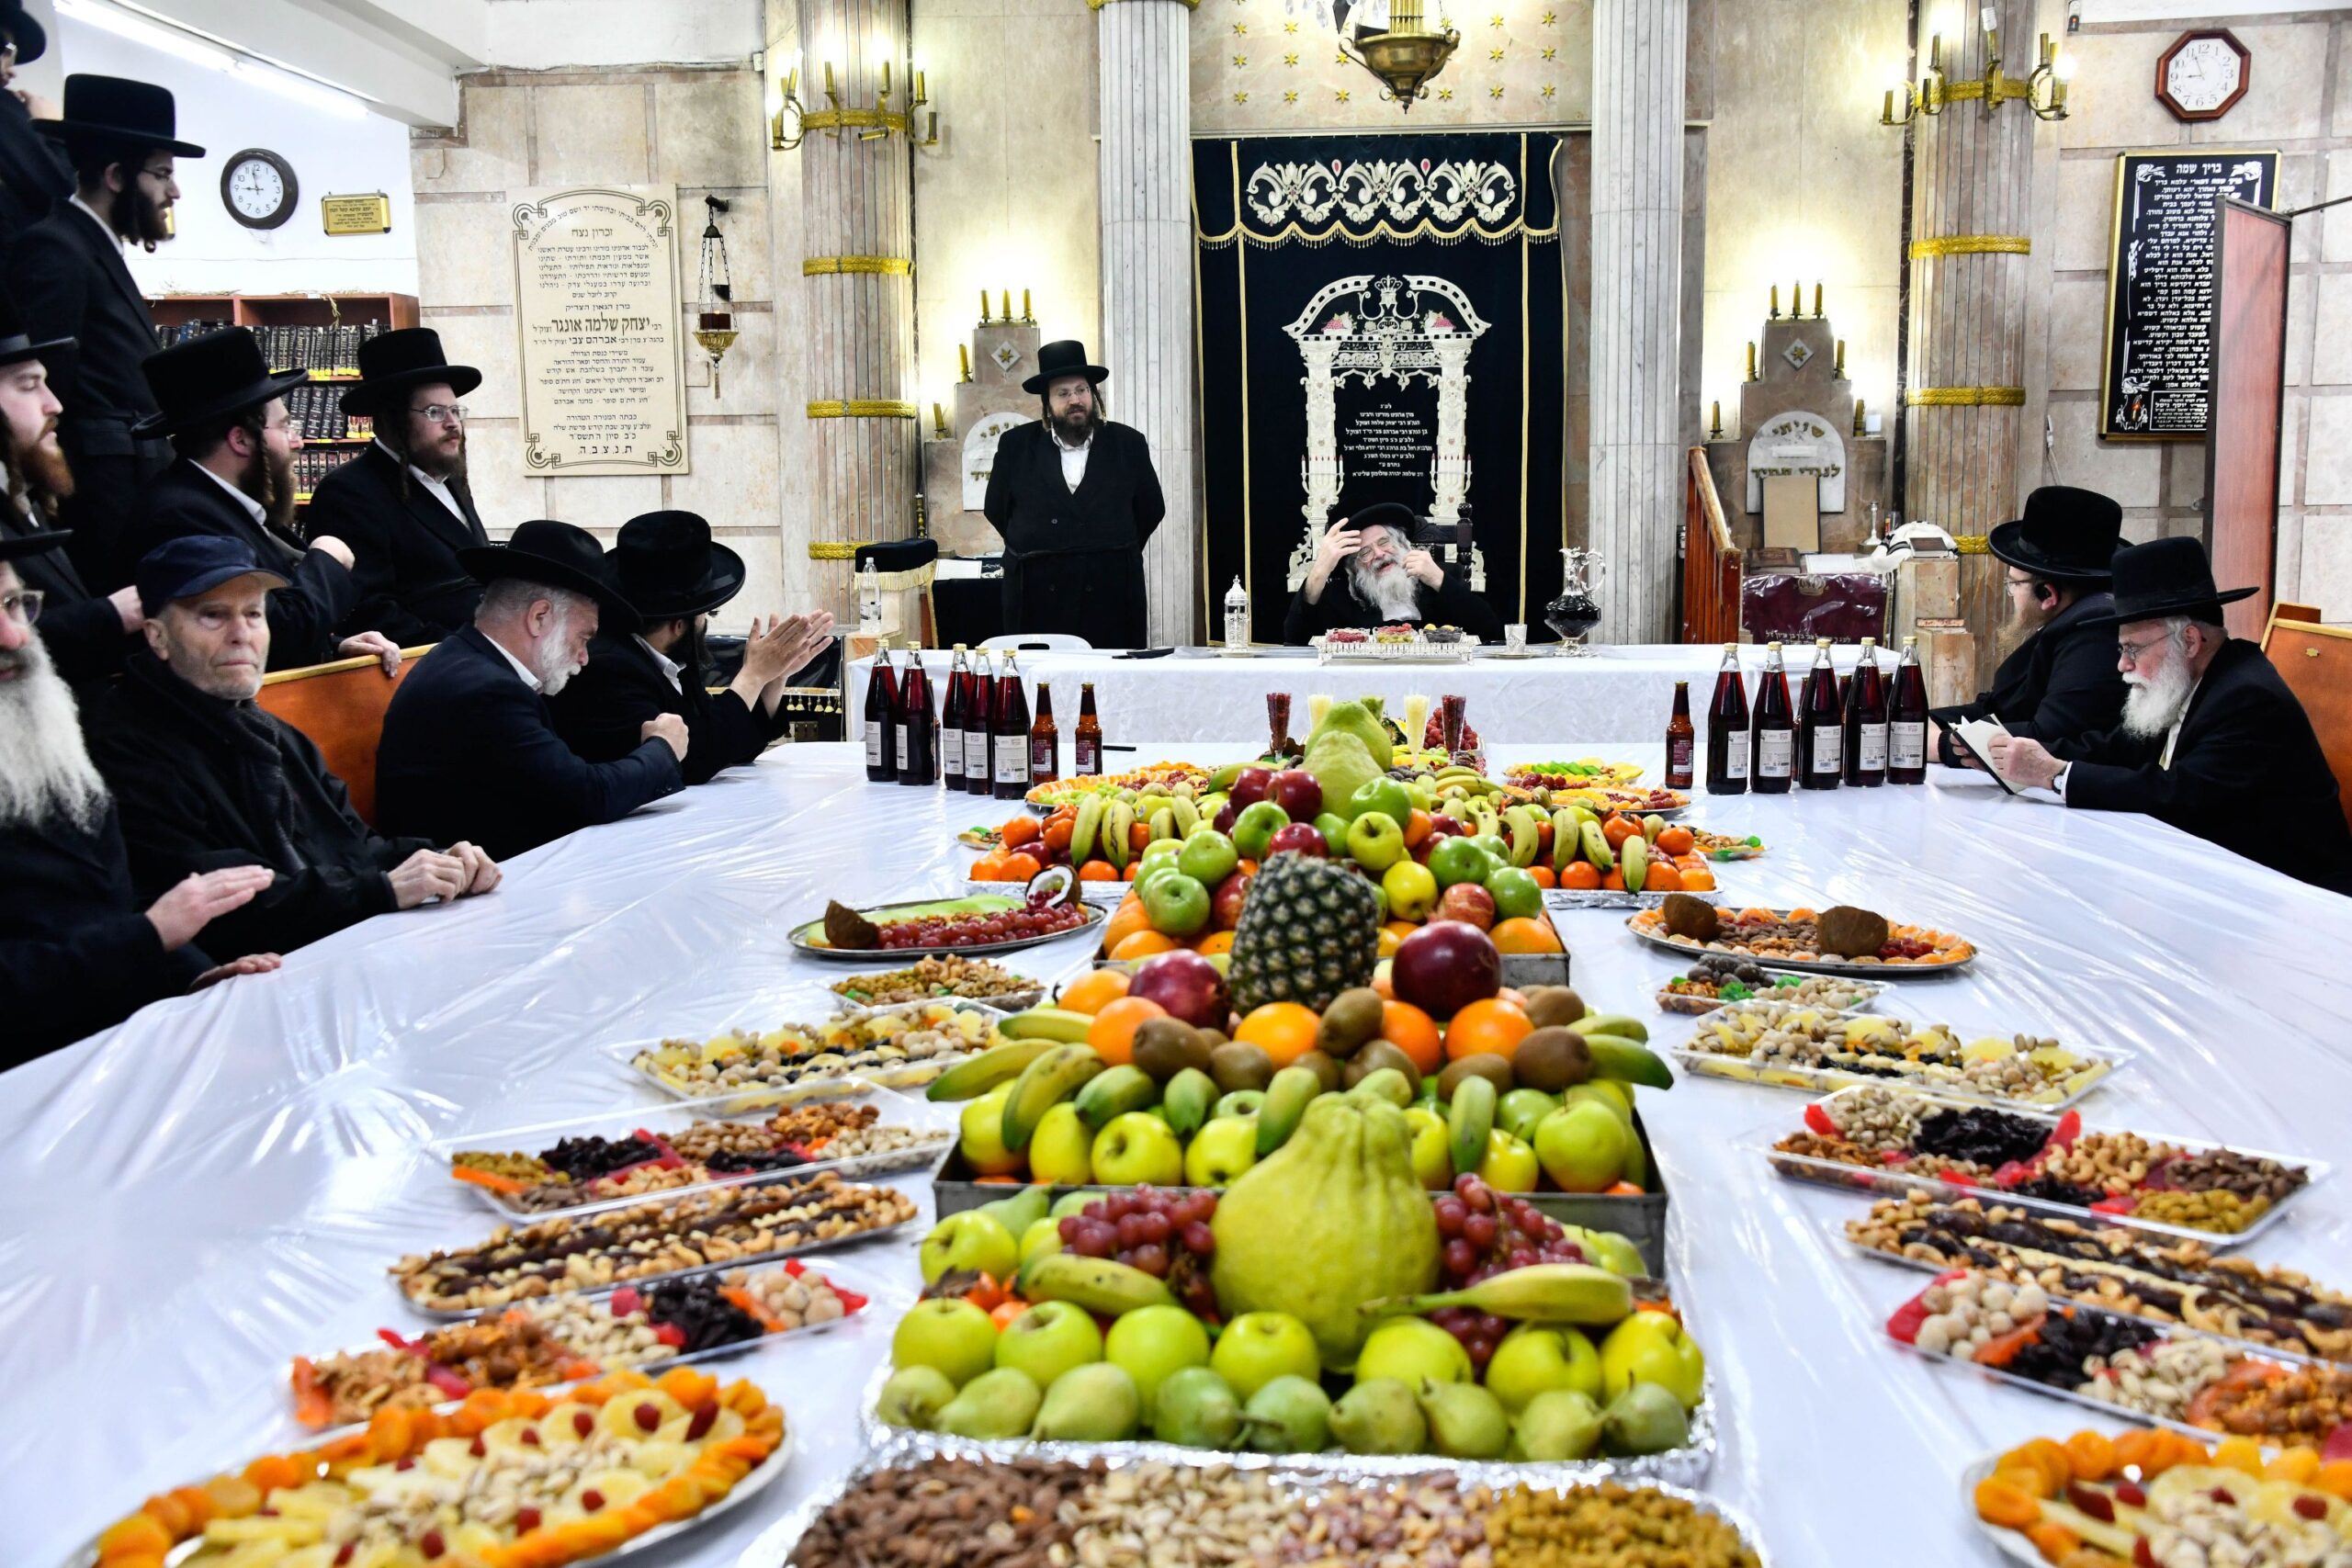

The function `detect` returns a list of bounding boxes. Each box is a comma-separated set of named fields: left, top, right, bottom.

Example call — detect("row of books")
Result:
left=284, top=384, right=373, bottom=444
left=153, top=320, right=393, bottom=377
left=291, top=446, right=363, bottom=501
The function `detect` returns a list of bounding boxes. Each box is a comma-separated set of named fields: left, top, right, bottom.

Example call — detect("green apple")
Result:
left=1345, top=811, right=1407, bottom=873
left=919, top=1211, right=1019, bottom=1286
left=958, top=1086, right=1023, bottom=1177
left=1568, top=1080, right=1634, bottom=1122
left=1140, top=873, right=1212, bottom=937
left=1104, top=1303, right=1213, bottom=1421
left=1403, top=1106, right=1453, bottom=1189
left=1177, top=829, right=1239, bottom=886
left=1598, top=1312, right=1707, bottom=1408
left=1091, top=1111, right=1185, bottom=1186
left=1353, top=1316, right=1472, bottom=1387
left=993, top=1299, right=1104, bottom=1390
left=1577, top=1229, right=1651, bottom=1279
left=1533, top=1102, right=1627, bottom=1194
left=1382, top=859, right=1439, bottom=921
left=1483, top=1325, right=1603, bottom=1414
left=1231, top=801, right=1290, bottom=862
left=1050, top=1190, right=1097, bottom=1221
left=1497, top=1088, right=1562, bottom=1146
left=1466, top=834, right=1511, bottom=868
left=1209, top=1311, right=1321, bottom=1401
left=1476, top=1128, right=1541, bottom=1193
left=891, top=1297, right=999, bottom=1387
left=1183, top=1115, right=1259, bottom=1186
left=1137, top=840, right=1184, bottom=876
left=1346, top=776, right=1413, bottom=826
left=1427, top=835, right=1493, bottom=890
left=1485, top=866, right=1544, bottom=921
left=1313, top=812, right=1352, bottom=857
left=1020, top=1215, right=1066, bottom=1267
left=1028, top=1101, right=1095, bottom=1187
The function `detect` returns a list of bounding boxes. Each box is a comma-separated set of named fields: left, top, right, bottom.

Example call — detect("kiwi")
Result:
left=1315, top=987, right=1386, bottom=1058
left=1437, top=1053, right=1516, bottom=1100
left=1292, top=1049, right=1344, bottom=1094
left=1511, top=1028, right=1594, bottom=1091
left=1209, top=1040, right=1276, bottom=1094
left=1521, top=987, right=1588, bottom=1031
left=1660, top=892, right=1720, bottom=942
left=1131, top=1019, right=1212, bottom=1083
left=1342, top=1039, right=1421, bottom=1098
left=1197, top=1029, right=1231, bottom=1052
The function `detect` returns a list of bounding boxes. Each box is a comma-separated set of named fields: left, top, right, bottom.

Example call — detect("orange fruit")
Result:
left=1376, top=926, right=1406, bottom=959
left=1384, top=919, right=1421, bottom=942
left=1656, top=825, right=1694, bottom=855
left=1234, top=1002, right=1321, bottom=1066
left=1679, top=864, right=1717, bottom=892
left=1444, top=998, right=1533, bottom=1060
left=1601, top=816, right=1640, bottom=850
left=1059, top=968, right=1131, bottom=1016
left=1001, top=816, right=1042, bottom=848
left=1642, top=863, right=1682, bottom=893
left=1490, top=917, right=1565, bottom=955
left=1403, top=808, right=1434, bottom=848
left=1087, top=996, right=1168, bottom=1064
left=1111, top=930, right=1181, bottom=962
left=1101, top=901, right=1154, bottom=953
left=1078, top=860, right=1118, bottom=882
left=1373, top=966, right=1396, bottom=1000
left=1527, top=865, right=1557, bottom=889
left=1379, top=1000, right=1444, bottom=1075
left=1600, top=869, right=1626, bottom=891
left=989, top=1299, right=1029, bottom=1330
left=999, top=852, right=1043, bottom=884
left=1042, top=819, right=1076, bottom=854
left=1194, top=930, right=1236, bottom=955
left=1560, top=862, right=1601, bottom=891
left=970, top=852, right=1008, bottom=881
left=1122, top=863, right=1141, bottom=881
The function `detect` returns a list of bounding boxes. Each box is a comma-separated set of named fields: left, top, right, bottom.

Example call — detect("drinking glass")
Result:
left=1504, top=624, right=1528, bottom=653
left=1306, top=693, right=1333, bottom=732
left=1440, top=694, right=1467, bottom=754
left=1402, top=694, right=1432, bottom=750
left=1266, top=692, right=1293, bottom=756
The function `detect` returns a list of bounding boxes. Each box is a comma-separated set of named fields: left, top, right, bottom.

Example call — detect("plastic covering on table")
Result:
left=5, top=745, right=2351, bottom=1568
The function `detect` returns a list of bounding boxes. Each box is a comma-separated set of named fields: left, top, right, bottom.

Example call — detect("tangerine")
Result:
left=998, top=852, right=1043, bottom=884
left=1077, top=860, right=1118, bottom=882
left=1679, top=864, right=1717, bottom=892
left=1233, top=1001, right=1321, bottom=1066
left=1087, top=996, right=1167, bottom=1064
left=1001, top=816, right=1042, bottom=849
left=1194, top=930, right=1236, bottom=955
left=1101, top=901, right=1154, bottom=953
left=1403, top=808, right=1434, bottom=848
left=1490, top=917, right=1565, bottom=955
left=1444, top=997, right=1533, bottom=1060
left=1642, top=863, right=1683, bottom=893
left=1559, top=862, right=1601, bottom=891
left=1600, top=868, right=1627, bottom=890
left=1378, top=1000, right=1444, bottom=1074
left=1042, top=819, right=1076, bottom=855
left=1656, top=825, right=1695, bottom=855
left=1059, top=968, right=1131, bottom=1015
left=969, top=852, right=1009, bottom=881
left=1110, top=930, right=1181, bottom=961
left=1527, top=865, right=1557, bottom=889
left=1376, top=926, right=1406, bottom=958
left=1601, top=815, right=1640, bottom=850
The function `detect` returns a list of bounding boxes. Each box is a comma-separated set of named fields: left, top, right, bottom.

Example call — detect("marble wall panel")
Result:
left=2300, top=513, right=2352, bottom=618
left=656, top=76, right=767, bottom=192
left=2048, top=276, right=2105, bottom=393
left=2052, top=395, right=2159, bottom=510
left=542, top=472, right=666, bottom=526
left=415, top=199, right=516, bottom=310
left=2313, top=274, right=2352, bottom=389
left=532, top=83, right=654, bottom=185
left=668, top=423, right=787, bottom=536
left=419, top=311, right=523, bottom=422
left=2058, top=28, right=2177, bottom=152
left=683, top=186, right=773, bottom=305
left=2052, top=156, right=2115, bottom=275
left=414, top=85, right=530, bottom=196
left=2305, top=395, right=2352, bottom=508
left=684, top=310, right=780, bottom=418
left=2188, top=26, right=2328, bottom=145
left=448, top=420, right=548, bottom=532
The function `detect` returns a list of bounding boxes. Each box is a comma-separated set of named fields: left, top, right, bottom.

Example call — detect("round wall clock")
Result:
left=2154, top=29, right=2250, bottom=122
left=220, top=148, right=299, bottom=230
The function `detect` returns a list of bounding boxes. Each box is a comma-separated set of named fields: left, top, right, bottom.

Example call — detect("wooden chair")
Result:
left=2261, top=603, right=2352, bottom=831
left=257, top=644, right=436, bottom=827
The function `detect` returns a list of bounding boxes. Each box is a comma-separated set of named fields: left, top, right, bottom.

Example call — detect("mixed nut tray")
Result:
left=1626, top=902, right=1976, bottom=975
left=1759, top=1084, right=2322, bottom=1245
left=1667, top=999, right=2120, bottom=1109
left=616, top=998, right=1001, bottom=1110
left=1653, top=956, right=1884, bottom=1016
left=824, top=954, right=1054, bottom=1012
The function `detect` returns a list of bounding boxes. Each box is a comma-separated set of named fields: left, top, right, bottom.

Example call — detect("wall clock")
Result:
left=2154, top=29, right=2250, bottom=122
left=220, top=148, right=299, bottom=231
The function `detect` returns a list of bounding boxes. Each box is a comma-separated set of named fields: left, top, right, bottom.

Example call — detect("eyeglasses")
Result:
left=1, top=589, right=45, bottom=626
left=411, top=404, right=468, bottom=425
left=2116, top=631, right=2173, bottom=664
left=138, top=165, right=175, bottom=184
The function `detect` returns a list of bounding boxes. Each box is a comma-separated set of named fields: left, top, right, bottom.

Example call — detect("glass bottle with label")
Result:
left=965, top=649, right=995, bottom=796
left=1224, top=575, right=1250, bottom=649
left=1074, top=682, right=1104, bottom=775
left=1706, top=644, right=1749, bottom=795
left=993, top=651, right=1033, bottom=799
left=1751, top=641, right=1794, bottom=795
left=865, top=643, right=899, bottom=784
left=1887, top=636, right=1929, bottom=784
left=897, top=643, right=935, bottom=785
left=1798, top=637, right=1843, bottom=790
left=1664, top=682, right=1695, bottom=789
left=940, top=645, right=969, bottom=790
left=1029, top=682, right=1060, bottom=785
left=1843, top=637, right=1888, bottom=786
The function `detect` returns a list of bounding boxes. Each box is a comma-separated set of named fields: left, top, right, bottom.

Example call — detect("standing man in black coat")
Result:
left=5, top=75, right=201, bottom=590
left=549, top=510, right=834, bottom=784
left=982, top=339, right=1165, bottom=649
left=1993, top=537, right=2352, bottom=897
left=376, top=520, right=689, bottom=861
left=1931, top=486, right=2127, bottom=765
left=0, top=2, right=71, bottom=252
left=305, top=327, right=490, bottom=644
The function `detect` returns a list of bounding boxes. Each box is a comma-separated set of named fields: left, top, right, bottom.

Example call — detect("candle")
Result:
left=881, top=60, right=891, bottom=96
left=978, top=291, right=989, bottom=323
left=824, top=60, right=837, bottom=96
left=925, top=109, right=938, bottom=142
left=1746, top=342, right=1757, bottom=380
left=1710, top=400, right=1722, bottom=438
left=916, top=69, right=927, bottom=103
left=933, top=401, right=945, bottom=435
left=1853, top=397, right=1866, bottom=434
left=1835, top=338, right=1846, bottom=377
left=1883, top=87, right=1894, bottom=121
left=1814, top=283, right=1824, bottom=319
left=1769, top=285, right=1779, bottom=320
left=1001, top=289, right=1012, bottom=322
left=1928, top=33, right=1942, bottom=72
left=1022, top=288, right=1032, bottom=321
left=1792, top=277, right=1802, bottom=317
left=958, top=344, right=972, bottom=379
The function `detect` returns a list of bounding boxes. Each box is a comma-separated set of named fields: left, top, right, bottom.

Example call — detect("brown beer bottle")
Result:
left=1705, top=644, right=1749, bottom=795
left=993, top=651, right=1032, bottom=800
left=1074, top=682, right=1104, bottom=775
left=1664, top=682, right=1695, bottom=790
left=1887, top=636, right=1929, bottom=784
left=1751, top=641, right=1794, bottom=795
left=1029, top=682, right=1060, bottom=785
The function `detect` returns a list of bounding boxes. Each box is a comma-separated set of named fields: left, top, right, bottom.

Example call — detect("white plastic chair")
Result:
left=979, top=633, right=1094, bottom=651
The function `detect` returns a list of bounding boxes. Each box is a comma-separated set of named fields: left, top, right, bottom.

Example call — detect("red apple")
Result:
left=1436, top=883, right=1497, bottom=931
left=1229, top=768, right=1274, bottom=809
left=1212, top=802, right=1238, bottom=834
left=1389, top=920, right=1502, bottom=1019
left=1266, top=770, right=1324, bottom=821
left=1128, top=951, right=1231, bottom=1031
left=1421, top=815, right=1470, bottom=840
left=1211, top=870, right=1253, bottom=930
left=1266, top=822, right=1329, bottom=860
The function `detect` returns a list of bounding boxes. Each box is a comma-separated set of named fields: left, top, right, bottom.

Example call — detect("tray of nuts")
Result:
left=826, top=953, right=1061, bottom=1011
left=389, top=1171, right=922, bottom=1317
left=754, top=1454, right=1771, bottom=1568
left=1756, top=1085, right=2323, bottom=1247
left=1668, top=999, right=2121, bottom=1109
left=435, top=1086, right=957, bottom=1220
left=1655, top=956, right=1885, bottom=1016
left=616, top=998, right=1001, bottom=1111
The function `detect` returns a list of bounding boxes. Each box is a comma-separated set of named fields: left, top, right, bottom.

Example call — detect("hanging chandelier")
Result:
left=1339, top=0, right=1460, bottom=111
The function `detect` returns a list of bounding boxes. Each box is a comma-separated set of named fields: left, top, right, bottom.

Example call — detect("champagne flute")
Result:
left=1306, top=693, right=1333, bottom=732
left=1402, top=693, right=1432, bottom=754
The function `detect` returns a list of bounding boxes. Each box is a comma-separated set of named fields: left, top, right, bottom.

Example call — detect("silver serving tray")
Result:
left=1655, top=974, right=1887, bottom=1015
left=963, top=876, right=1130, bottom=905
left=787, top=897, right=1105, bottom=961
left=1959, top=1454, right=2056, bottom=1568
left=1668, top=999, right=2123, bottom=1111
left=612, top=998, right=1004, bottom=1111
left=1625, top=914, right=1975, bottom=976
left=1546, top=886, right=1720, bottom=912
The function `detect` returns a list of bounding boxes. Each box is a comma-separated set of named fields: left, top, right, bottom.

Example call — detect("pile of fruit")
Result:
left=1657, top=957, right=1881, bottom=1015
left=1680, top=1000, right=2112, bottom=1106
left=1970, top=1427, right=2352, bottom=1567
left=1521, top=783, right=1690, bottom=817
left=813, top=893, right=1094, bottom=950
left=1500, top=760, right=1646, bottom=789
left=1538, top=808, right=1718, bottom=896
left=1631, top=898, right=1973, bottom=967
left=628, top=1001, right=996, bottom=1100
left=1022, top=762, right=1214, bottom=811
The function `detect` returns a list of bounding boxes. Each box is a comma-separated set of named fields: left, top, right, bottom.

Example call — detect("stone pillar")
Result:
left=1588, top=0, right=1687, bottom=645
left=797, top=0, right=920, bottom=623
left=1098, top=0, right=1196, bottom=645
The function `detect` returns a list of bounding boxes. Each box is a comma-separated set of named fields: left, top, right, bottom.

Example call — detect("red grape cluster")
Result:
left=876, top=904, right=1090, bottom=949
left=1431, top=1176, right=1586, bottom=1370
left=1058, top=1187, right=1219, bottom=1318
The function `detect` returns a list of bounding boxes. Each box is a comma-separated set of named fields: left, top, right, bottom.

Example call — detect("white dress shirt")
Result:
left=193, top=462, right=268, bottom=526
left=375, top=439, right=468, bottom=525
left=485, top=633, right=542, bottom=692
left=1050, top=424, right=1092, bottom=492
left=635, top=634, right=684, bottom=694
left=68, top=195, right=123, bottom=252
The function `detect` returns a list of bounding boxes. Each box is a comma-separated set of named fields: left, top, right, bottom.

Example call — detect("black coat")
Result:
left=0, top=93, right=71, bottom=254
left=547, top=632, right=770, bottom=786
left=125, top=459, right=356, bottom=670
left=1282, top=561, right=1506, bottom=645
left=305, top=444, right=487, bottom=645
left=2, top=502, right=131, bottom=684
left=982, top=420, right=1164, bottom=648
left=376, top=625, right=685, bottom=861
left=81, top=650, right=437, bottom=957
left=2064, top=638, right=2352, bottom=897
left=0, top=799, right=209, bottom=1070
left=1933, top=592, right=2126, bottom=764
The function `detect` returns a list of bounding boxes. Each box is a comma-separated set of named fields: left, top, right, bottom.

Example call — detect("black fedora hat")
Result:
left=339, top=327, right=482, bottom=415
left=39, top=74, right=204, bottom=160
left=610, top=511, right=745, bottom=621
left=1022, top=339, right=1109, bottom=395
left=134, top=327, right=307, bottom=438
left=1987, top=486, right=2123, bottom=584
left=460, top=520, right=642, bottom=632
left=2078, top=536, right=2257, bottom=631
left=2, top=1, right=48, bottom=66
left=0, top=281, right=71, bottom=372
left=0, top=528, right=69, bottom=565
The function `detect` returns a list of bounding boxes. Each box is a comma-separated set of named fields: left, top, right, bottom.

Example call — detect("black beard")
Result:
left=246, top=446, right=299, bottom=536
left=110, top=183, right=172, bottom=248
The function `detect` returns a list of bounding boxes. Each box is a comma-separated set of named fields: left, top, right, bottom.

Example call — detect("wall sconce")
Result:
left=772, top=48, right=939, bottom=149
left=1882, top=15, right=2069, bottom=126
left=693, top=196, right=740, bottom=399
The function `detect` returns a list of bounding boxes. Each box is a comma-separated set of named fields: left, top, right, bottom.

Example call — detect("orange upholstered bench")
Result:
left=257, top=644, right=436, bottom=827
left=2262, top=604, right=2352, bottom=833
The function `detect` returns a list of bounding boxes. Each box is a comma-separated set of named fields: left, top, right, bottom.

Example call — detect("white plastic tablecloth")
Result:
left=6, top=741, right=2351, bottom=1566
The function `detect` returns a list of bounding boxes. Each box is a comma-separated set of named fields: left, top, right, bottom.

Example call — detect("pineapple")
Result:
left=1226, top=853, right=1381, bottom=1012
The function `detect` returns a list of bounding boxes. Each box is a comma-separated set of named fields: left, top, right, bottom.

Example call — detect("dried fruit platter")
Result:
left=788, top=896, right=1102, bottom=961
left=1841, top=1192, right=2352, bottom=1363
left=1887, top=1269, right=2352, bottom=1449
left=1669, top=999, right=2118, bottom=1109
left=74, top=1368, right=788, bottom=1568
left=294, top=1258, right=876, bottom=1427
left=618, top=999, right=1001, bottom=1110
left=1023, top=763, right=1213, bottom=810
left=1764, top=1084, right=2323, bottom=1244
left=1655, top=957, right=1884, bottom=1015
left=436, top=1089, right=956, bottom=1218
left=1503, top=760, right=1649, bottom=789
left=1962, top=1427, right=2352, bottom=1568
left=390, top=1171, right=921, bottom=1316
left=824, top=955, right=1051, bottom=1011
left=1627, top=904, right=1976, bottom=975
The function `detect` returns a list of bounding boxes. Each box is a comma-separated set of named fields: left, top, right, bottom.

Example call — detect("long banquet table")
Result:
left=6, top=739, right=2350, bottom=1566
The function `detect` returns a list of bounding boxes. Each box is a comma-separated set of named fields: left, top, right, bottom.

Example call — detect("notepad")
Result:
left=1945, top=715, right=2062, bottom=802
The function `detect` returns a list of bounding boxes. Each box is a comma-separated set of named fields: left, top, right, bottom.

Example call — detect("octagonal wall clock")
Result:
left=2154, top=29, right=2250, bottom=122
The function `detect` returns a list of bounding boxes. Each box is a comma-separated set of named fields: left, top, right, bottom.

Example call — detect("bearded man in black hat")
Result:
left=306, top=328, right=492, bottom=645
left=1931, top=486, right=2127, bottom=766
left=1283, top=502, right=1505, bottom=644
left=6, top=75, right=200, bottom=589
left=375, top=520, right=688, bottom=861
left=548, top=511, right=834, bottom=785
left=981, top=340, right=1164, bottom=648
left=1992, top=536, right=2352, bottom=897
left=0, top=2, right=72, bottom=250
left=121, top=326, right=399, bottom=674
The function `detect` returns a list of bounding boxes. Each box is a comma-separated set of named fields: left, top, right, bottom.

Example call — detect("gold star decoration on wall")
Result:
left=1541, top=83, right=1555, bottom=97
left=1488, top=84, right=1504, bottom=98
left=1284, top=89, right=1298, bottom=102
left=1233, top=52, right=1247, bottom=65
left=1489, top=46, right=1504, bottom=60
left=1541, top=45, right=1556, bottom=59
left=1334, top=49, right=1349, bottom=63
left=1438, top=86, right=1454, bottom=99
left=1283, top=51, right=1299, bottom=64
left=1541, top=9, right=1555, bottom=22
left=1233, top=21, right=1246, bottom=32
left=1336, top=87, right=1351, bottom=101
left=1488, top=13, right=1503, bottom=25
left=1283, top=19, right=1298, bottom=31
left=1234, top=90, right=1249, bottom=101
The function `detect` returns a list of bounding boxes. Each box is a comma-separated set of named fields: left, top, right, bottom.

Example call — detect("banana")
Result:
left=1069, top=796, right=1106, bottom=866
left=1377, top=1262, right=1634, bottom=1325
left=1103, top=801, right=1136, bottom=871
left=1581, top=1034, right=1674, bottom=1090
left=1621, top=833, right=1649, bottom=894
left=1170, top=796, right=1201, bottom=837
left=1473, top=805, right=1502, bottom=841
left=1551, top=809, right=1583, bottom=874
left=1016, top=1252, right=1177, bottom=1315
left=1001, top=1044, right=1106, bottom=1150
left=1434, top=765, right=1486, bottom=786
left=1447, top=1074, right=1496, bottom=1176
left=1161, top=1067, right=1217, bottom=1137
left=1206, top=761, right=1248, bottom=794
left=999, top=1006, right=1100, bottom=1044
left=1148, top=807, right=1176, bottom=843
left=1255, top=1066, right=1323, bottom=1157
left=1578, top=819, right=1615, bottom=872
left=1643, top=813, right=1666, bottom=843
left=1569, top=1013, right=1649, bottom=1044
left=1075, top=1064, right=1159, bottom=1129
left=924, top=1037, right=1067, bottom=1101
left=1503, top=806, right=1542, bottom=868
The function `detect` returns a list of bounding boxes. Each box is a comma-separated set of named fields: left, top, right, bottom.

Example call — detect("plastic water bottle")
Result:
left=1224, top=575, right=1250, bottom=650
left=857, top=557, right=883, bottom=632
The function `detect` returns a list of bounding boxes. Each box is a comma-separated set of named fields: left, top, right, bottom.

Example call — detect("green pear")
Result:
left=1510, top=1389, right=1603, bottom=1461
left=934, top=1367, right=1043, bottom=1439
left=876, top=1365, right=957, bottom=1430
left=1152, top=1367, right=1245, bottom=1449
left=1030, top=1361, right=1141, bottom=1442
left=1416, top=1377, right=1510, bottom=1459
left=1329, top=1378, right=1427, bottom=1455
left=1242, top=1375, right=1332, bottom=1454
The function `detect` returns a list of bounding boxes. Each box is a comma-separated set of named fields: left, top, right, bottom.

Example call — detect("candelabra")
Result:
left=772, top=51, right=940, bottom=150
left=1882, top=13, right=2070, bottom=126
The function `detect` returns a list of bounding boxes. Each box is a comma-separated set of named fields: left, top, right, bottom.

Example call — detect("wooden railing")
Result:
left=1681, top=446, right=1740, bottom=644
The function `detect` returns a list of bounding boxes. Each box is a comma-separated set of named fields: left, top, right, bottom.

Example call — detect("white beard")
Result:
left=2120, top=647, right=2196, bottom=740
left=534, top=603, right=589, bottom=695
left=1349, top=558, right=1424, bottom=622
left=0, top=635, right=110, bottom=832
